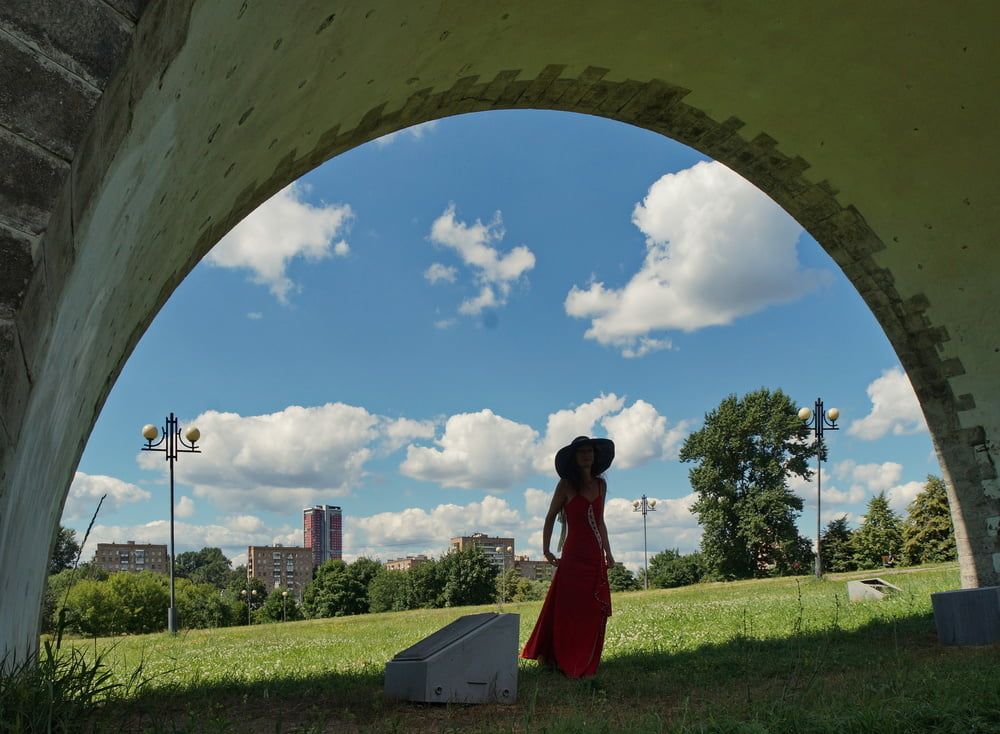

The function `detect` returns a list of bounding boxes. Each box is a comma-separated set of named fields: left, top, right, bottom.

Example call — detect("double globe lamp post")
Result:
left=633, top=495, right=657, bottom=589
left=798, top=399, right=839, bottom=578
left=140, top=413, right=201, bottom=635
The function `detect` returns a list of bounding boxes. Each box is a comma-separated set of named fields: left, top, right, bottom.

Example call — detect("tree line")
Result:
left=44, top=543, right=541, bottom=637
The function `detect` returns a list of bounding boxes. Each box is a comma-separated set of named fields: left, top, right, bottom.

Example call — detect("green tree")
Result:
left=302, top=560, right=367, bottom=618
left=174, top=547, right=233, bottom=588
left=254, top=586, right=304, bottom=623
left=509, top=577, right=548, bottom=602
left=607, top=563, right=640, bottom=592
left=369, top=570, right=414, bottom=613
left=226, top=574, right=269, bottom=623
left=495, top=567, right=521, bottom=603
left=49, top=526, right=81, bottom=576
left=106, top=571, right=170, bottom=634
left=347, top=557, right=385, bottom=612
left=62, top=579, right=117, bottom=637
left=902, top=475, right=957, bottom=565
left=820, top=516, right=856, bottom=572
left=438, top=546, right=497, bottom=607
left=408, top=558, right=446, bottom=608
left=852, top=492, right=903, bottom=569
left=43, top=563, right=108, bottom=634
left=646, top=549, right=704, bottom=589
left=680, top=388, right=816, bottom=579
left=175, top=579, right=240, bottom=629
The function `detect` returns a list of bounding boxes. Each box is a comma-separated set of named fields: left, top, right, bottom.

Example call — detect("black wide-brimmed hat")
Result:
left=554, top=435, right=615, bottom=479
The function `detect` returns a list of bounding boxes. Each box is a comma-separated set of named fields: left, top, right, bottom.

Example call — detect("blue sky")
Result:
left=65, top=110, right=936, bottom=572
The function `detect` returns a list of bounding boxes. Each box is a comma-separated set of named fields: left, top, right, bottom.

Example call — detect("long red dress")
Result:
left=521, top=489, right=612, bottom=678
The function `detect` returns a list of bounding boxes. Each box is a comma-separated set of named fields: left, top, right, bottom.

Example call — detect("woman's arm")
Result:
left=542, top=479, right=568, bottom=566
left=598, top=479, right=614, bottom=567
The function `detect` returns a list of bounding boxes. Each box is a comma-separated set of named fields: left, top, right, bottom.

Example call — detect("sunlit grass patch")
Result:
left=47, top=563, right=1000, bottom=733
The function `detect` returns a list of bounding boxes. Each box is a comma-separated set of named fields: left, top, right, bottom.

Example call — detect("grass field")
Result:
left=57, top=564, right=1000, bottom=733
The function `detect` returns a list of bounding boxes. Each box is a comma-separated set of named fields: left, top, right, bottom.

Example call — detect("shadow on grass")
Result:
left=92, top=606, right=1000, bottom=733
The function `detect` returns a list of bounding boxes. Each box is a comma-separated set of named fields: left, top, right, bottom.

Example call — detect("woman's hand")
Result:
left=605, top=550, right=616, bottom=568
left=543, top=550, right=559, bottom=567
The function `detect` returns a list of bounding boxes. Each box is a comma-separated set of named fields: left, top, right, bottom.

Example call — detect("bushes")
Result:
left=55, top=572, right=248, bottom=636
left=645, top=550, right=705, bottom=589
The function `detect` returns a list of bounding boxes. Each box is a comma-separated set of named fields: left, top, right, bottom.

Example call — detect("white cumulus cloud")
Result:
left=424, top=263, right=458, bottom=284
left=400, top=410, right=539, bottom=490
left=565, top=161, right=828, bottom=356
left=383, top=417, right=437, bottom=453
left=849, top=367, right=928, bottom=440
left=602, top=400, right=691, bottom=470
left=403, top=396, right=691, bottom=489
left=62, top=472, right=152, bottom=522
left=207, top=183, right=353, bottom=303
left=137, top=403, right=383, bottom=512
left=374, top=120, right=438, bottom=147
left=533, top=394, right=626, bottom=474
left=175, top=496, right=196, bottom=518
left=887, top=481, right=925, bottom=513
left=428, top=204, right=536, bottom=316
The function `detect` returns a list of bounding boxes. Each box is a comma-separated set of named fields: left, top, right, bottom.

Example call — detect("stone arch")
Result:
left=2, top=1, right=997, bottom=658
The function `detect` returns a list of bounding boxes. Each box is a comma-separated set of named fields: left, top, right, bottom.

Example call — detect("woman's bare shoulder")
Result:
left=556, top=478, right=580, bottom=501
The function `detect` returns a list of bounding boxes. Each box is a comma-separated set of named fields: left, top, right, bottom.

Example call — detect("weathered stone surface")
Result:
left=103, top=0, right=152, bottom=23
left=0, top=226, right=34, bottom=317
left=0, top=31, right=100, bottom=160
left=0, top=0, right=133, bottom=89
left=0, top=128, right=67, bottom=235
left=0, top=319, right=29, bottom=444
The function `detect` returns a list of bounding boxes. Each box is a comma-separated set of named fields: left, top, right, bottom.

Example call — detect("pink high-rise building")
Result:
left=303, top=504, right=342, bottom=567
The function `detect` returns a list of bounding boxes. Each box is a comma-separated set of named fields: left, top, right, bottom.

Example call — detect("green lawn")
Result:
left=62, top=564, right=1000, bottom=733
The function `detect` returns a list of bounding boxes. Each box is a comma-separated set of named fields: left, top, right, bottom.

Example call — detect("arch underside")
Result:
left=1, top=1, right=998, bottom=658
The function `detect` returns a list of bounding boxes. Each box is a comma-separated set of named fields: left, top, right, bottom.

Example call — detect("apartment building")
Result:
left=93, top=541, right=168, bottom=574
left=514, top=555, right=554, bottom=582
left=303, top=504, right=342, bottom=567
left=247, top=545, right=314, bottom=598
left=384, top=554, right=429, bottom=571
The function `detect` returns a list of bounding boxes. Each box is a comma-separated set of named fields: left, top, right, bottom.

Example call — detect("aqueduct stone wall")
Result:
left=2, top=1, right=998, bottom=658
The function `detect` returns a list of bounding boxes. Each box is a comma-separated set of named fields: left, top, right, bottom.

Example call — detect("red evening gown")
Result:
left=521, top=491, right=612, bottom=678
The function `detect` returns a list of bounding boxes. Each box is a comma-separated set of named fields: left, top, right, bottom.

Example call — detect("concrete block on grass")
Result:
left=932, top=586, right=1000, bottom=646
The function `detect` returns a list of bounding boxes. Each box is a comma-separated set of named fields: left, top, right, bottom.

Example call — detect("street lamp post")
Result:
left=141, top=413, right=201, bottom=635
left=798, top=398, right=840, bottom=578
left=241, top=587, right=257, bottom=625
left=282, top=590, right=288, bottom=622
left=632, top=495, right=657, bottom=589
left=495, top=545, right=513, bottom=605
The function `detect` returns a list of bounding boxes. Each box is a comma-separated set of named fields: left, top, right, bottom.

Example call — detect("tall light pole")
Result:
left=282, top=590, right=288, bottom=622
left=241, top=586, right=258, bottom=625
left=495, top=545, right=512, bottom=605
left=798, top=398, right=840, bottom=578
left=141, top=413, right=201, bottom=634
left=632, top=495, right=657, bottom=589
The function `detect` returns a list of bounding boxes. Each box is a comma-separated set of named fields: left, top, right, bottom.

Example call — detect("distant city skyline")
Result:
left=63, top=110, right=936, bottom=573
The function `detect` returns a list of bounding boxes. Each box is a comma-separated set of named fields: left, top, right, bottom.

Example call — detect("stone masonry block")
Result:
left=0, top=0, right=133, bottom=89
left=0, top=128, right=67, bottom=235
left=0, top=32, right=99, bottom=160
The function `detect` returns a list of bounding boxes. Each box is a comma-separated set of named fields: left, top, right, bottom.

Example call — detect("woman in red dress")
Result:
left=521, top=435, right=615, bottom=678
